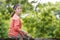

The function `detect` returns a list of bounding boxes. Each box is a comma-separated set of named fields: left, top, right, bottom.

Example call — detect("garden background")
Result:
left=0, top=0, right=60, bottom=38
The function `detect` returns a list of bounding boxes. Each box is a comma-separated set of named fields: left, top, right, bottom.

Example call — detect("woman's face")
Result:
left=15, top=6, right=22, bottom=15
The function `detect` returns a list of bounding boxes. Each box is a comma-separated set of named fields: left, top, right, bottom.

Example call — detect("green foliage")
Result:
left=22, top=2, right=60, bottom=38
left=0, top=13, right=9, bottom=38
left=0, top=0, right=60, bottom=38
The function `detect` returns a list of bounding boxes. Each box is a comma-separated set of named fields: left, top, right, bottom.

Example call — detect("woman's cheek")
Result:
left=17, top=10, right=20, bottom=13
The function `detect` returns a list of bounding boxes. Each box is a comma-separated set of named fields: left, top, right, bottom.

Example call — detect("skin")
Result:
left=14, top=6, right=22, bottom=16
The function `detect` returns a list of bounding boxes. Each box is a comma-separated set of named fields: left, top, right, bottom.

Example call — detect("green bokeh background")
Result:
left=0, top=0, right=60, bottom=38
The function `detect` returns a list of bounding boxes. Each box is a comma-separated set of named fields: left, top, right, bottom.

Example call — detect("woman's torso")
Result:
left=8, top=14, right=22, bottom=36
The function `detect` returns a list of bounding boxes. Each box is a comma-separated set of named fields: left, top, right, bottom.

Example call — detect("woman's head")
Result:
left=11, top=4, right=22, bottom=17
left=13, top=4, right=22, bottom=14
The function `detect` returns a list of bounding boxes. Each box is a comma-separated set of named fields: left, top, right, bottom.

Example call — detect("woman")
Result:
left=8, top=4, right=29, bottom=40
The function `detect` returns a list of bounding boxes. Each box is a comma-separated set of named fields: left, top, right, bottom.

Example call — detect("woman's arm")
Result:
left=13, top=18, right=28, bottom=36
left=14, top=19, right=21, bottom=32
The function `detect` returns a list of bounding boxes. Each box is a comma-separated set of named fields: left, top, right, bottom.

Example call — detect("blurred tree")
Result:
left=0, top=0, right=60, bottom=38
left=22, top=2, right=60, bottom=38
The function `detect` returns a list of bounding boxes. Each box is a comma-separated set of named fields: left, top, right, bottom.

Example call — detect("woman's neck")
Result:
left=15, top=13, right=19, bottom=16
